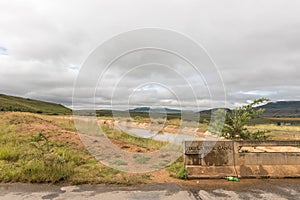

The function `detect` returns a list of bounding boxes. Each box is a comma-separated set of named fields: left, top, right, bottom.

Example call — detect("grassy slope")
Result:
left=0, top=112, right=155, bottom=184
left=0, top=94, right=71, bottom=115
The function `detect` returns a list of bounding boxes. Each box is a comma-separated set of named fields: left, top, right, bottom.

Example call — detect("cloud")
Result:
left=0, top=46, right=8, bottom=55
left=237, top=90, right=277, bottom=96
left=0, top=0, right=300, bottom=110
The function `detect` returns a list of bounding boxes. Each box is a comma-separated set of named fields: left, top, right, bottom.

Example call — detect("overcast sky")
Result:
left=0, top=0, right=299, bottom=110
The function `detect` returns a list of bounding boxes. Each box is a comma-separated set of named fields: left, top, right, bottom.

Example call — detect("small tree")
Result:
left=222, top=98, right=270, bottom=140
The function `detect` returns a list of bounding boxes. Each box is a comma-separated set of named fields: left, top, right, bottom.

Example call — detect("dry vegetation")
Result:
left=0, top=112, right=156, bottom=184
left=246, top=124, right=300, bottom=140
left=1, top=111, right=299, bottom=184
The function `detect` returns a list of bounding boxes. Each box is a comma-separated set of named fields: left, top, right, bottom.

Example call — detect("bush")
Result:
left=167, top=158, right=188, bottom=180
left=176, top=164, right=188, bottom=180
left=134, top=116, right=142, bottom=121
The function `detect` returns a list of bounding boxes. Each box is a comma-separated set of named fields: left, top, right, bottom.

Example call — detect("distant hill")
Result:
left=0, top=94, right=71, bottom=115
left=199, top=108, right=231, bottom=115
left=128, top=101, right=300, bottom=118
left=198, top=101, right=300, bottom=118
left=2, top=93, right=298, bottom=117
left=258, top=101, right=300, bottom=117
left=129, top=107, right=181, bottom=113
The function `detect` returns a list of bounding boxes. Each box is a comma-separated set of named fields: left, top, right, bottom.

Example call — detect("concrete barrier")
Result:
left=184, top=140, right=300, bottom=178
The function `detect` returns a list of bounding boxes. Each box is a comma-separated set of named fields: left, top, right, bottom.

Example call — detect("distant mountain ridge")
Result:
left=258, top=101, right=300, bottom=117
left=1, top=93, right=299, bottom=117
left=0, top=94, right=71, bottom=115
left=129, top=107, right=181, bottom=113
left=198, top=101, right=300, bottom=117
left=128, top=101, right=300, bottom=117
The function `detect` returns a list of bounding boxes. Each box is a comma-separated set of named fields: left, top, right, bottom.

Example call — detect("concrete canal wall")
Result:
left=184, top=140, right=300, bottom=178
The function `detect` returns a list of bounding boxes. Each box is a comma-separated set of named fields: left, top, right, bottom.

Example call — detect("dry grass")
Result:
left=268, top=117, right=300, bottom=121
left=247, top=124, right=300, bottom=132
left=247, top=123, right=300, bottom=140
left=0, top=112, right=153, bottom=184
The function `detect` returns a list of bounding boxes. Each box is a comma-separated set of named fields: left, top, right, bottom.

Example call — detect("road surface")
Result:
left=0, top=179, right=299, bottom=200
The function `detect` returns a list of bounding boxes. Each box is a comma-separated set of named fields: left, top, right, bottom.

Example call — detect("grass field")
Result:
left=1, top=111, right=299, bottom=184
left=0, top=112, right=160, bottom=184
left=247, top=124, right=300, bottom=132
left=246, top=122, right=300, bottom=140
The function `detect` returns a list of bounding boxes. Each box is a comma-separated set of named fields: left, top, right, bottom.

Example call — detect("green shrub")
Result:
left=167, top=158, right=188, bottom=180
left=134, top=116, right=142, bottom=121
left=176, top=164, right=188, bottom=180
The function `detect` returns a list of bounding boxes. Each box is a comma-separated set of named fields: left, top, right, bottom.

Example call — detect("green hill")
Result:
left=0, top=94, right=71, bottom=115
left=258, top=101, right=300, bottom=117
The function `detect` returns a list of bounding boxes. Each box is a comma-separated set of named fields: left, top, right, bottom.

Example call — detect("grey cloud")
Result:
left=0, top=0, right=299, bottom=110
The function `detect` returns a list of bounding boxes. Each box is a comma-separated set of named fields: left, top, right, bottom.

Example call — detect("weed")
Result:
left=167, top=157, right=188, bottom=180
left=0, top=146, right=20, bottom=162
